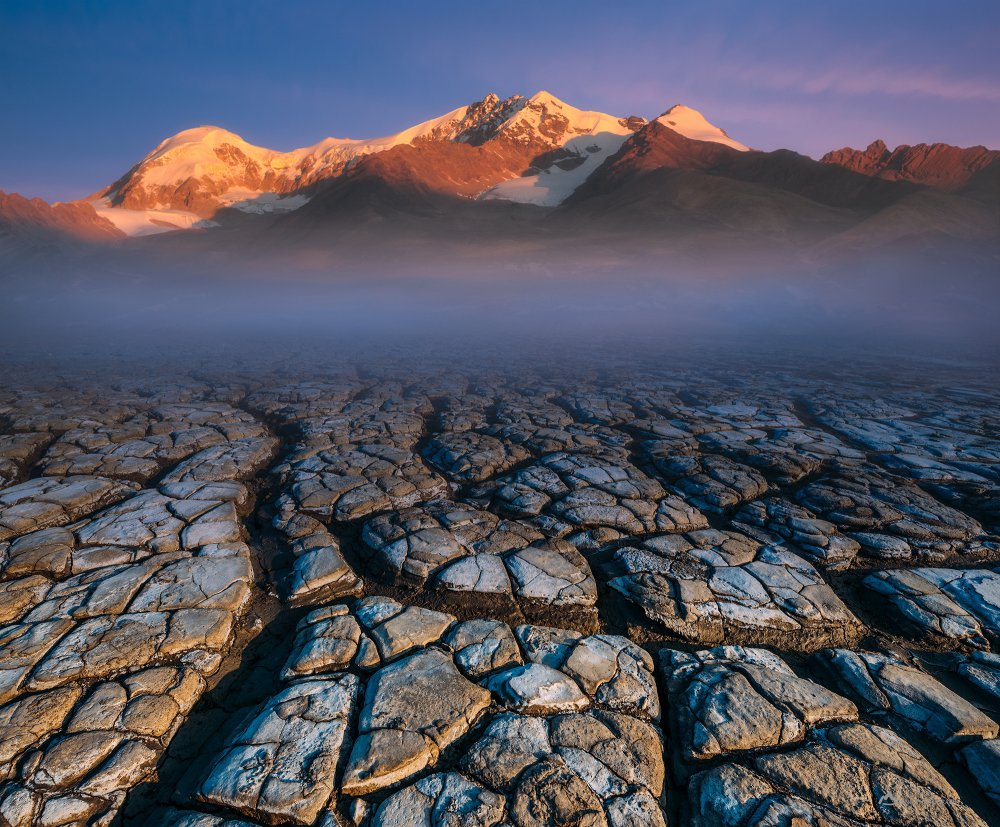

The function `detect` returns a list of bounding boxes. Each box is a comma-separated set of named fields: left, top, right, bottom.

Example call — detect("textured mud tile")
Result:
left=281, top=606, right=364, bottom=680
left=817, top=648, right=999, bottom=744
left=341, top=649, right=491, bottom=796
left=369, top=771, right=506, bottom=827
left=863, top=567, right=1000, bottom=648
left=0, top=476, right=138, bottom=542
left=797, top=471, right=990, bottom=562
left=154, top=810, right=261, bottom=826
left=285, top=444, right=449, bottom=523
left=0, top=432, right=55, bottom=491
left=689, top=722, right=988, bottom=827
left=662, top=646, right=857, bottom=761
left=516, top=624, right=659, bottom=720
left=733, top=496, right=861, bottom=571
left=642, top=447, right=770, bottom=514
left=476, top=451, right=708, bottom=536
left=460, top=709, right=667, bottom=827
left=161, top=436, right=279, bottom=484
left=195, top=675, right=359, bottom=825
left=0, top=687, right=83, bottom=782
left=604, top=529, right=863, bottom=650
left=446, top=618, right=523, bottom=680
left=359, top=499, right=541, bottom=591
left=960, top=739, right=1000, bottom=808
left=504, top=540, right=598, bottom=611
left=423, top=431, right=531, bottom=484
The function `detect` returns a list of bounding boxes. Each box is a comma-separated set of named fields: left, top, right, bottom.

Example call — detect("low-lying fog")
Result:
left=2, top=245, right=998, bottom=371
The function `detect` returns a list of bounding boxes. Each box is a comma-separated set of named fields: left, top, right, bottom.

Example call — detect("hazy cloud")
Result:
left=742, top=62, right=1000, bottom=103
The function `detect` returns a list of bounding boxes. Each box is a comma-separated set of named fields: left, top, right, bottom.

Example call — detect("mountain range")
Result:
left=2, top=90, right=998, bottom=276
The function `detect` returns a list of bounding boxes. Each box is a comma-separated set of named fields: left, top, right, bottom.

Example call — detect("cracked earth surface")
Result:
left=0, top=355, right=998, bottom=827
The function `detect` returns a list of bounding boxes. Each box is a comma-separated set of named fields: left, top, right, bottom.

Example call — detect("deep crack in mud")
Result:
left=0, top=351, right=997, bottom=827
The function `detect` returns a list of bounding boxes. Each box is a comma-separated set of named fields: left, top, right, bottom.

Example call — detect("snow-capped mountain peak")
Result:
left=655, top=105, right=749, bottom=151
left=96, top=107, right=478, bottom=223
left=371, top=104, right=471, bottom=146
left=117, top=126, right=271, bottom=190
left=449, top=94, right=527, bottom=145
left=149, top=125, right=247, bottom=153
left=492, top=91, right=639, bottom=148
left=92, top=94, right=748, bottom=233
left=477, top=92, right=647, bottom=206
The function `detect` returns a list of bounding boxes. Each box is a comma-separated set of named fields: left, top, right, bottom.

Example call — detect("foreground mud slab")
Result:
left=0, top=355, right=998, bottom=826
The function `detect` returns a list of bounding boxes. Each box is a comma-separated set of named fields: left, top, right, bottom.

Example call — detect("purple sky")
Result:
left=3, top=0, right=999, bottom=202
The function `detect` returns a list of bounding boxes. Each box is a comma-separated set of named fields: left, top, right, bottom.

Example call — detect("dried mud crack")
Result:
left=0, top=356, right=997, bottom=827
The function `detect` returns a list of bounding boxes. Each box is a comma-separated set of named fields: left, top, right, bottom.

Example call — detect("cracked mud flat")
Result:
left=0, top=349, right=998, bottom=827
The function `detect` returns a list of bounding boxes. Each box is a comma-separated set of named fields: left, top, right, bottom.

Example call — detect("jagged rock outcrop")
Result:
left=0, top=190, right=122, bottom=243
left=821, top=139, right=1000, bottom=191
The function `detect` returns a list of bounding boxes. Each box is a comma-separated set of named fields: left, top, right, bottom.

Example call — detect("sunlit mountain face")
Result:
left=26, top=88, right=996, bottom=241
left=2, top=5, right=1000, bottom=827
left=3, top=87, right=997, bottom=312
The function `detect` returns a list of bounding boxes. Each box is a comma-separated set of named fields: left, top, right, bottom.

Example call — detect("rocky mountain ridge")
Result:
left=821, top=139, right=1000, bottom=191
left=94, top=91, right=654, bottom=222
left=2, top=92, right=996, bottom=263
